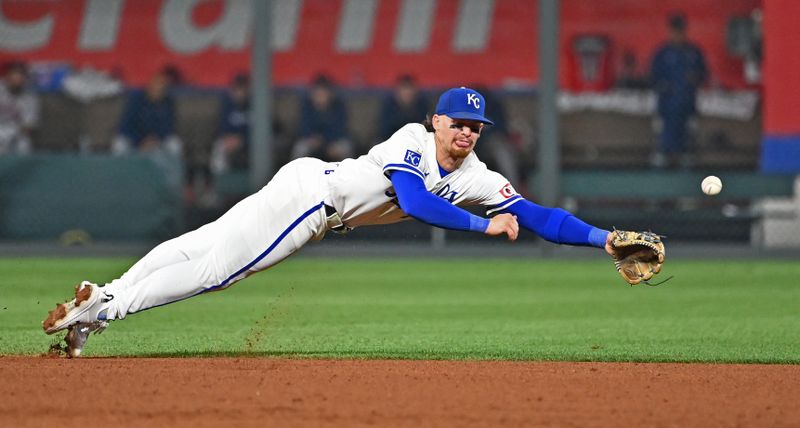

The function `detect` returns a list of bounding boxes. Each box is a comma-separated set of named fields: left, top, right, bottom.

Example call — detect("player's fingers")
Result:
left=509, top=215, right=519, bottom=240
left=507, top=222, right=518, bottom=241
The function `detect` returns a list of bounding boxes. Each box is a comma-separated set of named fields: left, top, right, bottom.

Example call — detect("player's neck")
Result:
left=434, top=136, right=468, bottom=172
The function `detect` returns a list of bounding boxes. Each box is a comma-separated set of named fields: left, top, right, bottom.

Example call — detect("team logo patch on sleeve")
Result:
left=404, top=150, right=422, bottom=167
left=499, top=183, right=516, bottom=199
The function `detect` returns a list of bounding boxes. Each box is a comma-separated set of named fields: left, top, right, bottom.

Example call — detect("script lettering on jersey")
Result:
left=434, top=184, right=458, bottom=203
left=404, top=150, right=422, bottom=167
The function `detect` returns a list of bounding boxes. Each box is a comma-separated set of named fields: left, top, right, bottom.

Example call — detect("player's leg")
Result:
left=41, top=223, right=221, bottom=339
left=103, top=204, right=233, bottom=293
left=104, top=195, right=327, bottom=319
left=44, top=158, right=331, bottom=331
left=104, top=228, right=208, bottom=291
left=42, top=219, right=227, bottom=335
left=43, top=216, right=232, bottom=357
left=105, top=153, right=310, bottom=293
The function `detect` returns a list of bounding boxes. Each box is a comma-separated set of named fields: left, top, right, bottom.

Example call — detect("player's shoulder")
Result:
left=367, top=123, right=429, bottom=159
left=380, top=123, right=429, bottom=148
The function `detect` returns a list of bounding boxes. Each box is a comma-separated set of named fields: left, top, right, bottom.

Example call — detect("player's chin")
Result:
left=452, top=141, right=474, bottom=155
left=451, top=148, right=472, bottom=158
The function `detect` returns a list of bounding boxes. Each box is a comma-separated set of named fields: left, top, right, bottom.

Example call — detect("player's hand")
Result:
left=485, top=214, right=519, bottom=241
left=604, top=231, right=615, bottom=257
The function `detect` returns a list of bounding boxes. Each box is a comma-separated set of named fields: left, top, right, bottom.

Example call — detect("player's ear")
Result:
left=431, top=114, right=442, bottom=130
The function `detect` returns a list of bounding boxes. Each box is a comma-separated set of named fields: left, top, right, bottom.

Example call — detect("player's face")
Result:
left=433, top=114, right=482, bottom=158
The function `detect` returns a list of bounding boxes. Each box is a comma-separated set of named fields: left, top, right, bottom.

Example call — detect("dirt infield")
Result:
left=1, top=357, right=798, bottom=427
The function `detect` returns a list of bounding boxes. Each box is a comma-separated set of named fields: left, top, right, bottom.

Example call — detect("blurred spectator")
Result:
left=201, top=72, right=286, bottom=208
left=378, top=74, right=429, bottom=141
left=111, top=66, right=183, bottom=157
left=0, top=61, right=39, bottom=155
left=160, top=64, right=185, bottom=88
left=614, top=50, right=650, bottom=90
left=291, top=74, right=354, bottom=161
left=210, top=72, right=251, bottom=176
left=471, top=86, right=522, bottom=187
left=649, top=13, right=708, bottom=168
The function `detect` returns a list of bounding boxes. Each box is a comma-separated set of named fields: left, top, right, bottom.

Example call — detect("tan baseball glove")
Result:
left=607, top=230, right=666, bottom=285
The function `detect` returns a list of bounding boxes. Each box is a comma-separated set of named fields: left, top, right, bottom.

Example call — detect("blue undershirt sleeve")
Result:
left=390, top=170, right=490, bottom=233
left=504, top=199, right=609, bottom=248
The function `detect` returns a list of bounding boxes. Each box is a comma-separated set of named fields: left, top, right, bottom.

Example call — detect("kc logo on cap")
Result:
left=435, top=87, right=494, bottom=125
left=466, top=93, right=480, bottom=109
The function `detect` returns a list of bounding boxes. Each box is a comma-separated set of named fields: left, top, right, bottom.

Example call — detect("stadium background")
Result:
left=0, top=0, right=798, bottom=250
left=2, top=2, right=800, bottom=426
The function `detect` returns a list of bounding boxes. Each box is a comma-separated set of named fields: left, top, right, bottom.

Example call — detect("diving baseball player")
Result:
left=43, top=87, right=665, bottom=357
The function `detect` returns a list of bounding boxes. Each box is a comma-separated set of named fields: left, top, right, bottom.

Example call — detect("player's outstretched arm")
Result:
left=502, top=198, right=609, bottom=248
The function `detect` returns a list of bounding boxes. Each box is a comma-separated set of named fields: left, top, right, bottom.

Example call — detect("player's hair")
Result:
left=422, top=114, right=434, bottom=132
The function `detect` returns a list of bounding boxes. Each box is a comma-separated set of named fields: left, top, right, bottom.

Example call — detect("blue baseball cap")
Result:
left=435, top=87, right=494, bottom=125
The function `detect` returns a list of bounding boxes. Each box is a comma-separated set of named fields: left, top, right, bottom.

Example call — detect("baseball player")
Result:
left=43, top=87, right=664, bottom=357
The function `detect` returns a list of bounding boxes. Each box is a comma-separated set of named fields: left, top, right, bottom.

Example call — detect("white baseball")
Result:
left=701, top=175, right=722, bottom=196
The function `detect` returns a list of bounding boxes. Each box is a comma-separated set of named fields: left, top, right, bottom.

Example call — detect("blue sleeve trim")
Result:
left=469, top=216, right=490, bottom=233
left=485, top=195, right=523, bottom=214
left=383, top=163, right=425, bottom=181
left=587, top=227, right=610, bottom=248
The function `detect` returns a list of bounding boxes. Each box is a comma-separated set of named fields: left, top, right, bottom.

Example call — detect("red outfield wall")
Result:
left=1, top=0, right=758, bottom=89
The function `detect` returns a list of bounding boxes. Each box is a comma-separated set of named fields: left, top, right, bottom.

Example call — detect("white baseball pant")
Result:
left=102, top=158, right=335, bottom=320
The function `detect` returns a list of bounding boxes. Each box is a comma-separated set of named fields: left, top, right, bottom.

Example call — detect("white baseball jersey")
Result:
left=328, top=123, right=523, bottom=228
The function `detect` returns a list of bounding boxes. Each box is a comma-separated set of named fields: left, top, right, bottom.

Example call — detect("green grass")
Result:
left=0, top=257, right=798, bottom=363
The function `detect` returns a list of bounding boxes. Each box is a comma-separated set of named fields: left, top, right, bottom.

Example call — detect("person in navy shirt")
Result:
left=291, top=74, right=354, bottom=162
left=210, top=73, right=251, bottom=175
left=112, top=67, right=183, bottom=157
left=377, top=74, right=429, bottom=142
left=649, top=13, right=708, bottom=168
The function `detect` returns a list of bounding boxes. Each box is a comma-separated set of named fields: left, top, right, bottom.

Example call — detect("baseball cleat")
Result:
left=42, top=281, right=113, bottom=335
left=64, top=321, right=109, bottom=358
